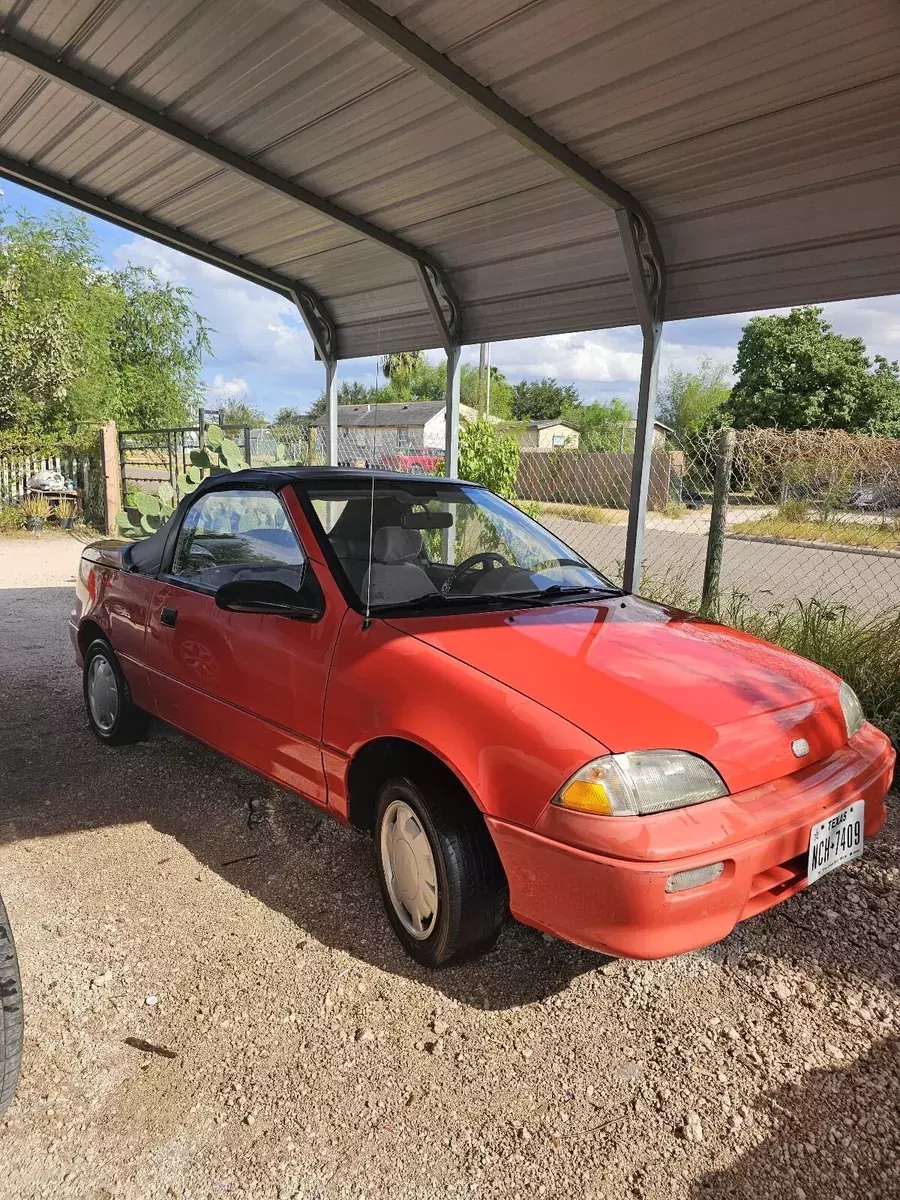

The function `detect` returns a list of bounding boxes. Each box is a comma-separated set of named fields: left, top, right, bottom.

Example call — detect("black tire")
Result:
left=374, top=770, right=508, bottom=968
left=83, top=638, right=150, bottom=745
left=0, top=890, right=23, bottom=1119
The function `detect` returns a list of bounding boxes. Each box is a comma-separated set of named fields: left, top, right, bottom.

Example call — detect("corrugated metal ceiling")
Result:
left=0, top=0, right=898, bottom=357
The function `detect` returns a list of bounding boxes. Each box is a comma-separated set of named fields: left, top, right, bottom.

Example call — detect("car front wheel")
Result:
left=374, top=771, right=507, bottom=967
left=83, top=638, right=149, bottom=745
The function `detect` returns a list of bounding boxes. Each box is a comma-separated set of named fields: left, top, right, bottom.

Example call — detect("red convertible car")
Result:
left=71, top=469, right=894, bottom=966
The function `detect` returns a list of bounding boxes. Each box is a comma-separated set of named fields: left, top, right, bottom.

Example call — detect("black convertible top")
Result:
left=194, top=466, right=469, bottom=490
left=125, top=467, right=473, bottom=576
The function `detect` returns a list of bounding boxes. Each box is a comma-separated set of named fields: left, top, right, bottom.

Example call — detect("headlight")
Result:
left=553, top=750, right=727, bottom=817
left=839, top=682, right=865, bottom=739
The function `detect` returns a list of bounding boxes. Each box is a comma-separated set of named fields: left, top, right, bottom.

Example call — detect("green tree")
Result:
left=272, top=405, right=307, bottom=425
left=216, top=397, right=268, bottom=427
left=730, top=307, right=899, bottom=432
left=0, top=208, right=210, bottom=434
left=391, top=359, right=515, bottom=418
left=861, top=356, right=900, bottom=436
left=657, top=357, right=731, bottom=439
left=111, top=266, right=211, bottom=428
left=307, top=378, right=380, bottom=421
left=462, top=364, right=513, bottom=418
left=380, top=351, right=424, bottom=384
left=561, top=396, right=633, bottom=450
left=511, top=378, right=581, bottom=421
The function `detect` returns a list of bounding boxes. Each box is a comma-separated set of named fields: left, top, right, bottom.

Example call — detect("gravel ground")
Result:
left=0, top=533, right=898, bottom=1200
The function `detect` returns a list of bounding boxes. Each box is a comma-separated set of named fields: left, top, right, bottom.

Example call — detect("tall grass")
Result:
left=641, top=572, right=900, bottom=747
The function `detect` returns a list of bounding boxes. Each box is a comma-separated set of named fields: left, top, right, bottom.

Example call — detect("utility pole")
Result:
left=478, top=343, right=492, bottom=416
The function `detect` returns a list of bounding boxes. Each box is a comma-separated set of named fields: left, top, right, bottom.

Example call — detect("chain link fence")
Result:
left=514, top=427, right=900, bottom=617
left=118, top=413, right=900, bottom=620
left=118, top=422, right=417, bottom=496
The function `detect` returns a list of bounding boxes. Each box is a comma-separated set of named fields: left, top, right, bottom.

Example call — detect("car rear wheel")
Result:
left=0, top=890, right=23, bottom=1118
left=83, top=638, right=149, bottom=745
left=374, top=771, right=508, bottom=967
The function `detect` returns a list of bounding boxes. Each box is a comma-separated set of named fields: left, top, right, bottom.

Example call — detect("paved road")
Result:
left=544, top=517, right=900, bottom=615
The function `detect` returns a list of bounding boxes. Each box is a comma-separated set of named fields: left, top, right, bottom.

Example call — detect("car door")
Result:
left=145, top=485, right=342, bottom=805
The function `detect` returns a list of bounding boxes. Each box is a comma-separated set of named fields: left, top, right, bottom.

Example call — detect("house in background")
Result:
left=625, top=418, right=672, bottom=449
left=312, top=401, right=493, bottom=462
left=518, top=419, right=581, bottom=450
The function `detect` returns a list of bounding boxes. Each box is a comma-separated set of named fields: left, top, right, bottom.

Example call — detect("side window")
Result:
left=171, top=490, right=306, bottom=591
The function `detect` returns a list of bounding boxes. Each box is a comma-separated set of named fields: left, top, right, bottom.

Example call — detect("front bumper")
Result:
left=487, top=723, right=895, bottom=959
left=69, top=618, right=82, bottom=664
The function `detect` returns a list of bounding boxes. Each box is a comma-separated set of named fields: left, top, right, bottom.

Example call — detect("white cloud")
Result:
left=475, top=332, right=644, bottom=385
left=204, top=374, right=249, bottom=401
left=112, top=234, right=900, bottom=417
left=112, top=237, right=319, bottom=399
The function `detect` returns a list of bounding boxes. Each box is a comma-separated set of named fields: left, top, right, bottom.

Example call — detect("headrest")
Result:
left=373, top=526, right=423, bottom=564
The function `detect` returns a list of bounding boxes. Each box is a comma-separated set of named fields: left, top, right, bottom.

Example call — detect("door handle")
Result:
left=160, top=606, right=178, bottom=628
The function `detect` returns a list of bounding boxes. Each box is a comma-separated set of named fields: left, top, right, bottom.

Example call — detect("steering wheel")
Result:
left=444, top=550, right=510, bottom=592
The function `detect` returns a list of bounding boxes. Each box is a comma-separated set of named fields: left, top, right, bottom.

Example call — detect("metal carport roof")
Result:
left=0, top=0, right=897, bottom=358
left=0, top=0, right=898, bottom=584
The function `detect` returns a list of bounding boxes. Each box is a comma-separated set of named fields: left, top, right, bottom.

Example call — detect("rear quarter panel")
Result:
left=74, top=542, right=155, bottom=711
left=322, top=615, right=606, bottom=826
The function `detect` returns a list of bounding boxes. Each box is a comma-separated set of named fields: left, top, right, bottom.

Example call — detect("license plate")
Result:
left=807, top=800, right=865, bottom=885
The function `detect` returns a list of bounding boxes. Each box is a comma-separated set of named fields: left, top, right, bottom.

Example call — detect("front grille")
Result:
left=743, top=852, right=807, bottom=918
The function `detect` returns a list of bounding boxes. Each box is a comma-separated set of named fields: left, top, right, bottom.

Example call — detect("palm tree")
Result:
left=380, top=350, right=424, bottom=384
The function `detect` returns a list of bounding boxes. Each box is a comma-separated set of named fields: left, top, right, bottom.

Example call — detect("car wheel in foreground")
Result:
left=83, top=638, right=149, bottom=745
left=374, top=772, right=508, bottom=967
left=0, top=890, right=23, bottom=1118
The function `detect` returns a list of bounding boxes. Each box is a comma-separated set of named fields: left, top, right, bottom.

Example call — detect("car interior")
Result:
left=320, top=493, right=557, bottom=606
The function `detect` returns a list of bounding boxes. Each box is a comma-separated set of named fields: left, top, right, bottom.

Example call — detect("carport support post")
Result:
left=622, top=328, right=662, bottom=592
left=444, top=344, right=462, bottom=477
left=618, top=210, right=665, bottom=595
left=325, top=358, right=338, bottom=466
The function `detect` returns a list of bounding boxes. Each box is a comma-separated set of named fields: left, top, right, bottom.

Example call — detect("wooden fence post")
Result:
left=701, top=429, right=736, bottom=614
left=99, top=420, right=121, bottom=535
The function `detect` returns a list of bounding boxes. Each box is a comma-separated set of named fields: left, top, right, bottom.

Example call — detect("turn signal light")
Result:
left=665, top=862, right=724, bottom=893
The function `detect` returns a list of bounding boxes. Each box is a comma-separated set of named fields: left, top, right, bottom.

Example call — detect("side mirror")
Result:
left=215, top=578, right=321, bottom=620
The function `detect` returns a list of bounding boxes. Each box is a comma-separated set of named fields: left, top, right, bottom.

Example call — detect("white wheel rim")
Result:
left=380, top=799, right=438, bottom=940
left=88, top=656, right=119, bottom=732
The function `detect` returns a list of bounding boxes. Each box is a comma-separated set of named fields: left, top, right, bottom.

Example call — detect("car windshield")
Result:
left=305, top=479, right=619, bottom=614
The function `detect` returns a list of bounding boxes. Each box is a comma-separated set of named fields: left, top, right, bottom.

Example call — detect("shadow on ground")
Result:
left=1, top=585, right=897, bottom=1011
left=694, top=1036, right=900, bottom=1199
left=1, top=587, right=603, bottom=1008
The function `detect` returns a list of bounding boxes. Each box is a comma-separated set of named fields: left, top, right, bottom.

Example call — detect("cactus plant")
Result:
left=117, top=425, right=249, bottom=539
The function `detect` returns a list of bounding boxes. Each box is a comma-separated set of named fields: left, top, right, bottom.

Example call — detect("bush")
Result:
left=777, top=497, right=811, bottom=522
left=458, top=420, right=520, bottom=499
left=0, top=503, right=24, bottom=532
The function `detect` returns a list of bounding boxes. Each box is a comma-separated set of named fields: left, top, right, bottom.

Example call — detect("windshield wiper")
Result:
left=372, top=591, right=508, bottom=612
left=532, top=583, right=623, bottom=599
left=374, top=584, right=621, bottom=614
left=373, top=590, right=553, bottom=614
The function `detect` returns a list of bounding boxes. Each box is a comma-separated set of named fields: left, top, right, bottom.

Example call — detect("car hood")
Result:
left=387, top=595, right=849, bottom=794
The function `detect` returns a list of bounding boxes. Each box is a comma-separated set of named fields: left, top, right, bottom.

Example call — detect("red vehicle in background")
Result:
left=380, top=451, right=442, bottom=475
left=70, top=468, right=894, bottom=967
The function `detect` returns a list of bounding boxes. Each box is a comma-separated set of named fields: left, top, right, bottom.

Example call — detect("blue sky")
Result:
left=3, top=177, right=899, bottom=417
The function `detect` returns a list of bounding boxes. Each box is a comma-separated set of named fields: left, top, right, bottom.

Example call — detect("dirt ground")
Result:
left=1, top=533, right=898, bottom=1200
